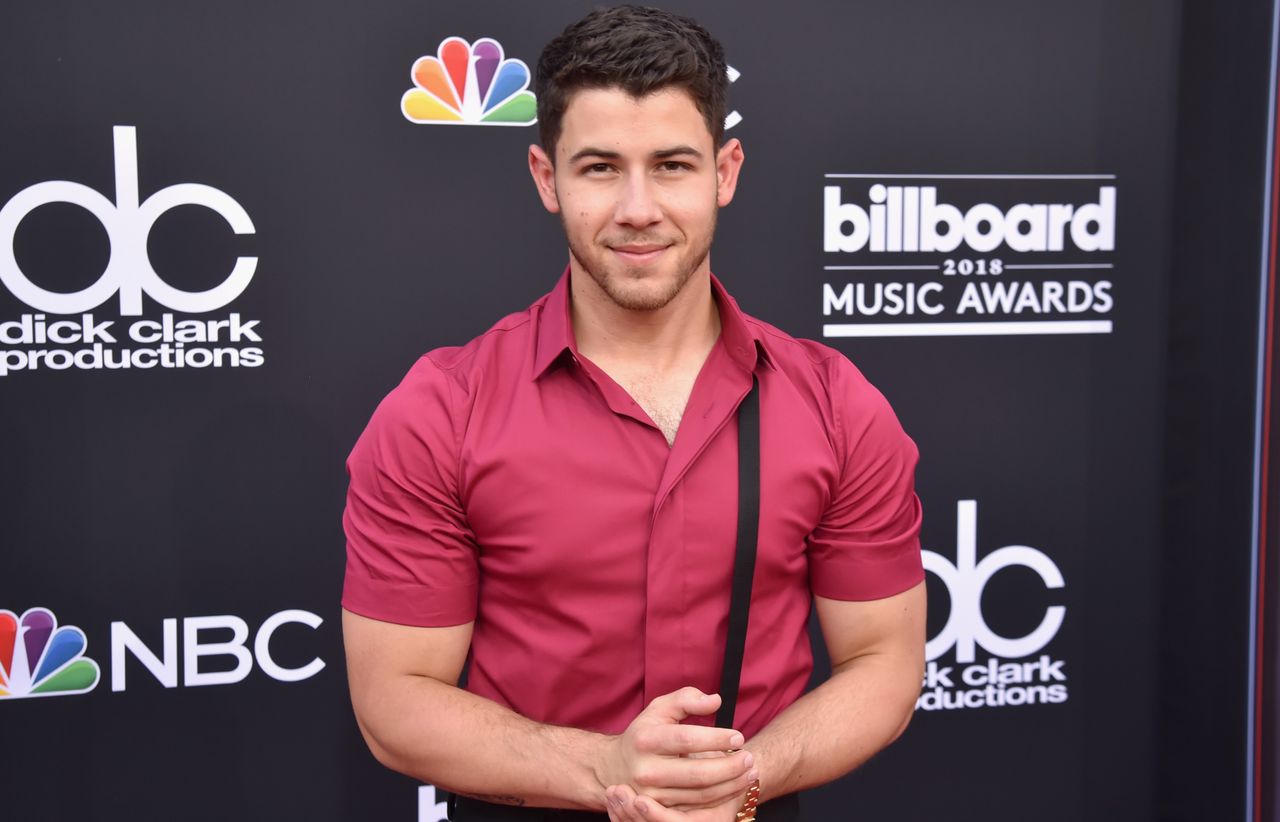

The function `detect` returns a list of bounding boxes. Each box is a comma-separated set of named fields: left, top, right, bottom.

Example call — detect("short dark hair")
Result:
left=535, top=5, right=729, bottom=157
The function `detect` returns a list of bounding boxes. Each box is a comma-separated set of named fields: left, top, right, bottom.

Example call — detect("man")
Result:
left=342, top=6, right=926, bottom=821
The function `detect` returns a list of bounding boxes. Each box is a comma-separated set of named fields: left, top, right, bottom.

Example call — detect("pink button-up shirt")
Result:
left=342, top=270, right=922, bottom=737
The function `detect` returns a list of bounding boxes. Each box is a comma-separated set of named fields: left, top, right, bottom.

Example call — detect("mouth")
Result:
left=609, top=244, right=670, bottom=265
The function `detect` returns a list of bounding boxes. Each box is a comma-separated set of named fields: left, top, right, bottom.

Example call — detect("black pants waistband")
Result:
left=450, top=792, right=800, bottom=821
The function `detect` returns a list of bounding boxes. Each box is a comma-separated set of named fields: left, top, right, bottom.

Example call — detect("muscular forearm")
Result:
left=744, top=651, right=921, bottom=802
left=355, top=674, right=611, bottom=811
left=344, top=610, right=753, bottom=809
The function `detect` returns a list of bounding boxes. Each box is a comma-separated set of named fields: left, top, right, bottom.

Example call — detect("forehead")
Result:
left=555, top=86, right=712, bottom=159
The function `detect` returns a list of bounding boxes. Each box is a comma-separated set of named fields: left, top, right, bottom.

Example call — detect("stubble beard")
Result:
left=564, top=212, right=717, bottom=312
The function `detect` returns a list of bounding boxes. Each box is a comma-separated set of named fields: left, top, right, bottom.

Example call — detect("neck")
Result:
left=569, top=261, right=721, bottom=373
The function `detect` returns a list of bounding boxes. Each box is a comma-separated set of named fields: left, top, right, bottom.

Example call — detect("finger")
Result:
left=633, top=721, right=746, bottom=756
left=609, top=784, right=646, bottom=822
left=642, top=763, right=758, bottom=810
left=606, top=786, right=628, bottom=822
left=631, top=795, right=688, bottom=821
left=643, top=687, right=724, bottom=724
left=606, top=788, right=624, bottom=822
left=633, top=747, right=753, bottom=789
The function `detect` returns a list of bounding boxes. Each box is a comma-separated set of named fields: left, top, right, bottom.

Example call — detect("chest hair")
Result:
left=614, top=369, right=699, bottom=447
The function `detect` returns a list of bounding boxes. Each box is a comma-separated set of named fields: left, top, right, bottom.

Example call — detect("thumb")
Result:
left=645, top=687, right=722, bottom=723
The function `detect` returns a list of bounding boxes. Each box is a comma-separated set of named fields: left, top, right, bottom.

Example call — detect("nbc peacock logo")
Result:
left=401, top=36, right=537, bottom=127
left=0, top=607, right=100, bottom=699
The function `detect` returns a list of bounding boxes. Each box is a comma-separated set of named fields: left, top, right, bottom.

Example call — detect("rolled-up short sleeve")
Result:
left=807, top=356, right=924, bottom=601
left=341, top=355, right=479, bottom=626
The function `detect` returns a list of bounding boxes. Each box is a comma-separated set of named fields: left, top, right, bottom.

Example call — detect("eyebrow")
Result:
left=566, top=145, right=704, bottom=164
left=653, top=145, right=703, bottom=160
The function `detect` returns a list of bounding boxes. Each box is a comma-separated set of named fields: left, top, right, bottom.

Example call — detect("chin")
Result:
left=600, top=277, right=684, bottom=311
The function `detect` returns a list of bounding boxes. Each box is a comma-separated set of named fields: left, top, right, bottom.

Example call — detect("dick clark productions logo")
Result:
left=918, top=500, right=1069, bottom=712
left=0, top=126, right=264, bottom=377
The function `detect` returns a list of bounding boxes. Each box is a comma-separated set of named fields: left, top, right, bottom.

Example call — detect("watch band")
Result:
left=736, top=778, right=762, bottom=821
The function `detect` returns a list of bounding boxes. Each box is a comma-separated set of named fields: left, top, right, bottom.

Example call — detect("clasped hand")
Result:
left=598, top=687, right=758, bottom=821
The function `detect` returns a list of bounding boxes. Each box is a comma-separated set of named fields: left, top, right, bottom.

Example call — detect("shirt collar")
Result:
left=532, top=266, right=578, bottom=379
left=710, top=271, right=773, bottom=374
left=532, top=266, right=771, bottom=380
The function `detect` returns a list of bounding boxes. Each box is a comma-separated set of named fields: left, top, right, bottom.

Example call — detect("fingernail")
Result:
left=637, top=800, right=650, bottom=816
left=743, top=752, right=754, bottom=768
left=729, top=732, right=744, bottom=748
left=749, top=769, right=760, bottom=782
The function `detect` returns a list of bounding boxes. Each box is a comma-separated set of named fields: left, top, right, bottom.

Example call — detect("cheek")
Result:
left=558, top=193, right=610, bottom=227
left=657, top=184, right=715, bottom=218
left=665, top=202, right=714, bottom=230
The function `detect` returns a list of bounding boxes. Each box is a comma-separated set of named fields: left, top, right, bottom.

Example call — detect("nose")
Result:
left=614, top=173, right=663, bottom=228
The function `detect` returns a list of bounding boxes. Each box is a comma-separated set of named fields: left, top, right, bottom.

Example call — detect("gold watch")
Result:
left=736, top=778, right=761, bottom=821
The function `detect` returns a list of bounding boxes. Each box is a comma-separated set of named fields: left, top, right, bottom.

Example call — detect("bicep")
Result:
left=814, top=582, right=926, bottom=675
left=342, top=608, right=473, bottom=706
left=342, top=609, right=478, bottom=772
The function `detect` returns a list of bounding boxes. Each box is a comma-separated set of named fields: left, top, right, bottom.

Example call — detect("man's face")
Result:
left=529, top=86, right=744, bottom=312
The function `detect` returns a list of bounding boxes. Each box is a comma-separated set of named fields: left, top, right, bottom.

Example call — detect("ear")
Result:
left=528, top=144, right=561, bottom=214
left=715, top=138, right=745, bottom=207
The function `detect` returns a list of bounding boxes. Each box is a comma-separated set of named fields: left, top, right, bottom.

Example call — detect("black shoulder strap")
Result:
left=717, top=375, right=760, bottom=729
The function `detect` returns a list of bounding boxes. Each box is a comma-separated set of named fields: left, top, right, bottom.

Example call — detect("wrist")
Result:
left=743, top=744, right=775, bottom=804
left=582, top=732, right=620, bottom=810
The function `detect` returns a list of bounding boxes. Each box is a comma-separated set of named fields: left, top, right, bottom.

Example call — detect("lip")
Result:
left=610, top=245, right=669, bottom=263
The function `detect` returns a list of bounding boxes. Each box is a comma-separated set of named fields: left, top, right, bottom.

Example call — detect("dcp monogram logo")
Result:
left=0, top=126, right=256, bottom=316
left=924, top=500, right=1066, bottom=663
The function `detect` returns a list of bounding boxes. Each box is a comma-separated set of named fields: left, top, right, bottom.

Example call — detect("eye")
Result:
left=583, top=162, right=615, bottom=175
left=658, top=161, right=691, bottom=173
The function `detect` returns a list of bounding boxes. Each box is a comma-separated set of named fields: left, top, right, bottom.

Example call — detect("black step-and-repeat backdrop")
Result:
left=1, top=1, right=1273, bottom=820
